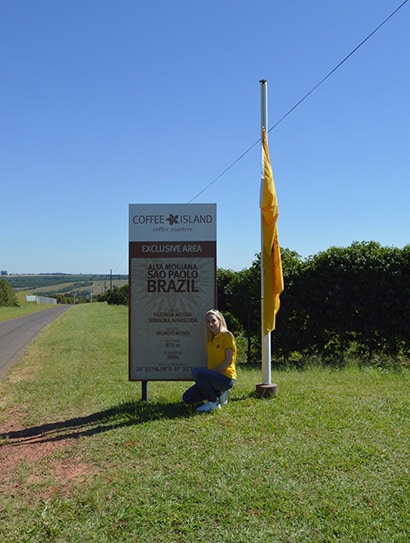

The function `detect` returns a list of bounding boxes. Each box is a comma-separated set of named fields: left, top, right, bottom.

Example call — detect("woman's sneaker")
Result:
left=196, top=401, right=221, bottom=413
left=219, top=390, right=230, bottom=405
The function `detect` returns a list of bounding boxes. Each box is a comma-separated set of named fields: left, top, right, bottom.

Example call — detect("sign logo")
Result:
left=167, top=214, right=179, bottom=225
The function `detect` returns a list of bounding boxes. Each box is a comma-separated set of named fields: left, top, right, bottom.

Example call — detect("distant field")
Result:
left=2, top=273, right=128, bottom=298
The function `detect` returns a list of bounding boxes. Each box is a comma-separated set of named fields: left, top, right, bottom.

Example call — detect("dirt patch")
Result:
left=0, top=406, right=94, bottom=500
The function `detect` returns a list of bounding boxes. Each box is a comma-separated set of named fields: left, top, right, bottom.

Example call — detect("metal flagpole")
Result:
left=260, top=80, right=271, bottom=385
left=256, top=79, right=278, bottom=398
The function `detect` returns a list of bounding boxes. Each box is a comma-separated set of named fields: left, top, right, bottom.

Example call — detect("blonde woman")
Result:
left=183, top=309, right=237, bottom=412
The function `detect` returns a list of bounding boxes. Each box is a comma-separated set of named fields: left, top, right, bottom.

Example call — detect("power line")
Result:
left=189, top=0, right=408, bottom=203
left=268, top=0, right=409, bottom=134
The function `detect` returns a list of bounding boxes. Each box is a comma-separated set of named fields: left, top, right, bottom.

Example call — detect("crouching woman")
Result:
left=183, top=309, right=237, bottom=412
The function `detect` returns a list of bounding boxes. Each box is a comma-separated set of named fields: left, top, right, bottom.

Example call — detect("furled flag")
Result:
left=260, top=128, right=284, bottom=335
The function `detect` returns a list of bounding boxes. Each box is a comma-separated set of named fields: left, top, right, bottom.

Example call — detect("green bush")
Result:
left=0, top=278, right=18, bottom=307
left=105, top=284, right=128, bottom=305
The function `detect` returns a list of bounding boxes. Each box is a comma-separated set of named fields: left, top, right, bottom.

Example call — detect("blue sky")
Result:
left=1, top=0, right=409, bottom=275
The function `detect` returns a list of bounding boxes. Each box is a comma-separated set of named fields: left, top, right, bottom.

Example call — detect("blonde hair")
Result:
left=205, top=309, right=229, bottom=340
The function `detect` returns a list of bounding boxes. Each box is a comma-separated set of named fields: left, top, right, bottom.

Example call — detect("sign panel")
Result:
left=129, top=203, right=216, bottom=381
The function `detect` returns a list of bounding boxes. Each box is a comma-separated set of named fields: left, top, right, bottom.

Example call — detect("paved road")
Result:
left=0, top=306, right=71, bottom=379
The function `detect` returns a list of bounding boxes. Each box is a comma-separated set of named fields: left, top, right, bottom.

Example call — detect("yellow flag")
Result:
left=260, top=129, right=284, bottom=335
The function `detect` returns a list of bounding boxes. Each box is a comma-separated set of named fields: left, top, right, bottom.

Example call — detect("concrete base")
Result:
left=255, top=383, right=278, bottom=398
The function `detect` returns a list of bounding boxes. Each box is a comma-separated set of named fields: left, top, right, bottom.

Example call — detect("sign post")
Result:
left=129, top=203, right=217, bottom=399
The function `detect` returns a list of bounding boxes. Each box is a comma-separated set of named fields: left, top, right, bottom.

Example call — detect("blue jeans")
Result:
left=182, top=368, right=235, bottom=404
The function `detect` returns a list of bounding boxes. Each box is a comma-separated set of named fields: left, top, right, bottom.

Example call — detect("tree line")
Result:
left=98, top=241, right=410, bottom=366
left=217, top=241, right=410, bottom=366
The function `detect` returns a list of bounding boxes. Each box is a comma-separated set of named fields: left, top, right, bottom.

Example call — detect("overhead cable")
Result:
left=189, top=0, right=408, bottom=202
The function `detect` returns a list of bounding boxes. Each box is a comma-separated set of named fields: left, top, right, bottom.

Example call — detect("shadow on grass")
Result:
left=0, top=401, right=194, bottom=446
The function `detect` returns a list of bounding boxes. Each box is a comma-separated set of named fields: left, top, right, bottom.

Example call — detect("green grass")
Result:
left=0, top=293, right=58, bottom=322
left=0, top=304, right=409, bottom=542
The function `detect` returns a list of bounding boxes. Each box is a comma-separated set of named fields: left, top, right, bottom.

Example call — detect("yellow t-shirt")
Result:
left=207, top=331, right=237, bottom=380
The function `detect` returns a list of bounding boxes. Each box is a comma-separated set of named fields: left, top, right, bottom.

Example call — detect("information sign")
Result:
left=129, top=203, right=216, bottom=381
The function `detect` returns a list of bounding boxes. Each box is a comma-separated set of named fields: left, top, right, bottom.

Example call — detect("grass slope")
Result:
left=0, top=304, right=408, bottom=542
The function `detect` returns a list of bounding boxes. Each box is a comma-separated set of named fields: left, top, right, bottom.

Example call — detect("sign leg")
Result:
left=142, top=380, right=148, bottom=401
